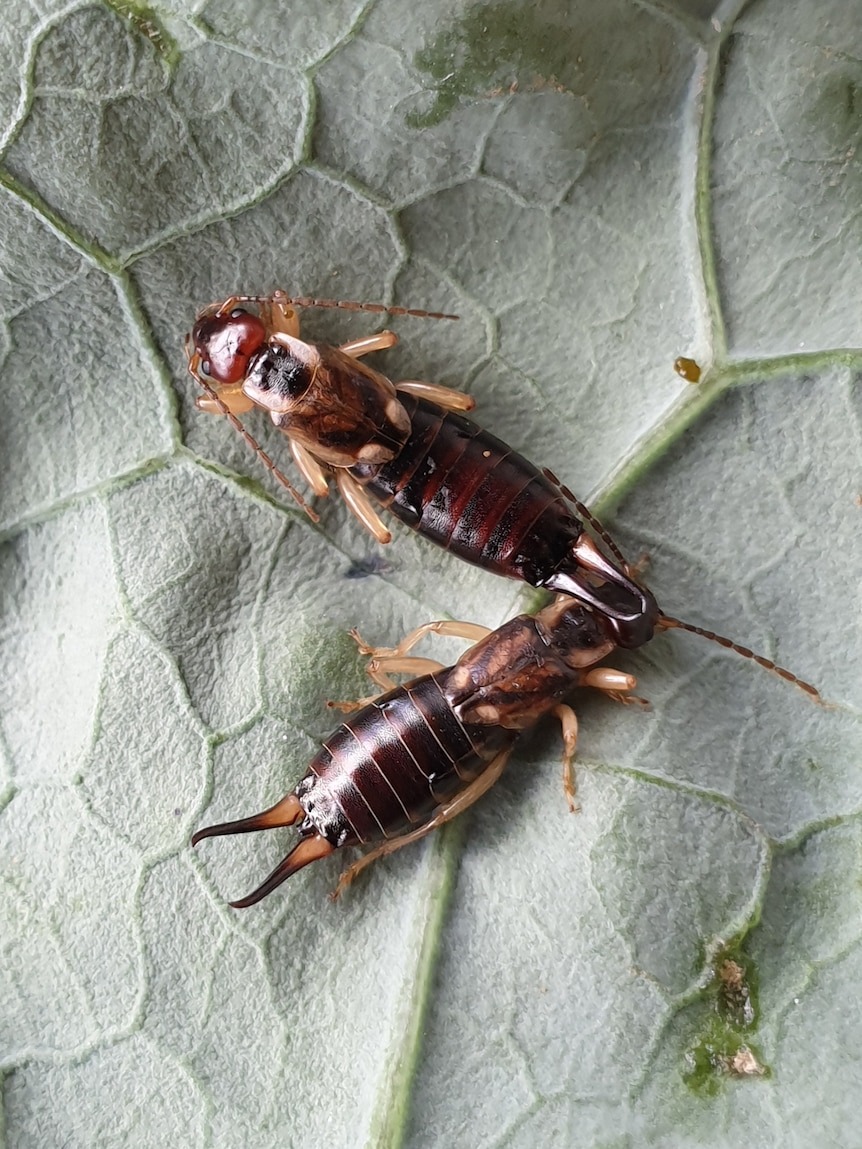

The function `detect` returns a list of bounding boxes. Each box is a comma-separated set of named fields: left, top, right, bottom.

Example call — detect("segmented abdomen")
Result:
left=296, top=670, right=514, bottom=848
left=349, top=395, right=583, bottom=588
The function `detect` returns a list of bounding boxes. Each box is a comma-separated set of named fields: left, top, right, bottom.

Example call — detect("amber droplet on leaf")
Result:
left=674, top=356, right=702, bottom=383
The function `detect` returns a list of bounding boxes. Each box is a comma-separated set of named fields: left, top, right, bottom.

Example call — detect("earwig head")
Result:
left=551, top=531, right=661, bottom=649
left=536, top=597, right=619, bottom=668
left=191, top=308, right=267, bottom=385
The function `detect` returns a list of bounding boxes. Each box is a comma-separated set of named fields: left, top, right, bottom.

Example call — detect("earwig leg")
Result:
left=336, top=472, right=392, bottom=544
left=266, top=291, right=302, bottom=338
left=553, top=704, right=580, bottom=813
left=629, top=552, right=651, bottom=578
left=327, top=695, right=382, bottom=713
left=332, top=620, right=489, bottom=709
left=579, top=667, right=648, bottom=707
left=339, top=330, right=398, bottom=358
left=341, top=659, right=442, bottom=700
left=396, top=380, right=476, bottom=413
left=327, top=656, right=447, bottom=712
left=369, top=655, right=446, bottom=677
left=350, top=619, right=492, bottom=661
left=290, top=441, right=330, bottom=497
left=195, top=384, right=256, bottom=415
left=347, top=628, right=377, bottom=655
left=200, top=295, right=246, bottom=317
left=332, top=747, right=513, bottom=899
left=580, top=667, right=637, bottom=695
left=230, top=834, right=335, bottom=909
left=367, top=655, right=446, bottom=691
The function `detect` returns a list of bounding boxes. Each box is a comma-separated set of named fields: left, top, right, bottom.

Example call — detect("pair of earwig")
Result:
left=186, top=292, right=820, bottom=907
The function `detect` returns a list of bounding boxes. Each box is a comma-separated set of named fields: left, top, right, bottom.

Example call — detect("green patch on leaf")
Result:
left=102, top=0, right=179, bottom=67
left=409, top=1, right=583, bottom=127
left=684, top=937, right=770, bottom=1096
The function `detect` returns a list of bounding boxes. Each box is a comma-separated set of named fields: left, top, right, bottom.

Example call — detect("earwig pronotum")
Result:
left=191, top=586, right=820, bottom=908
left=185, top=292, right=659, bottom=647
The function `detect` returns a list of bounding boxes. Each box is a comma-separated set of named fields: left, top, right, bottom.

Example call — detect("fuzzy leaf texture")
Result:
left=1, top=1, right=861, bottom=1147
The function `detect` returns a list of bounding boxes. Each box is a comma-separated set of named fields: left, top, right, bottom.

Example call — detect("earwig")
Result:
left=184, top=292, right=823, bottom=691
left=186, top=292, right=659, bottom=648
left=191, top=578, right=820, bottom=908
left=192, top=596, right=641, bottom=907
left=188, top=294, right=822, bottom=908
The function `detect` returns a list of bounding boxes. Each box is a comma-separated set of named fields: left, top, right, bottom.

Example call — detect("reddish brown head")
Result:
left=191, top=308, right=267, bottom=384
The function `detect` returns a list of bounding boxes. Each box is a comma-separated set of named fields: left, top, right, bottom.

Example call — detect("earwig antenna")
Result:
left=187, top=348, right=321, bottom=523
left=221, top=293, right=459, bottom=322
left=545, top=469, right=820, bottom=700
left=658, top=615, right=822, bottom=701
left=543, top=468, right=630, bottom=569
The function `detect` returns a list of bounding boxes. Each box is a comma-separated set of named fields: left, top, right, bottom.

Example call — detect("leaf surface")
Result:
left=1, top=1, right=861, bottom=1146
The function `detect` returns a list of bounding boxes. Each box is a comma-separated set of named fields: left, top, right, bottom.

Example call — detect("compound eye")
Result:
left=230, top=308, right=247, bottom=319
left=200, top=360, right=212, bottom=377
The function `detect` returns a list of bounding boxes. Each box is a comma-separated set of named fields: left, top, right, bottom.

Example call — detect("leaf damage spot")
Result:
left=684, top=937, right=770, bottom=1096
left=103, top=0, right=179, bottom=66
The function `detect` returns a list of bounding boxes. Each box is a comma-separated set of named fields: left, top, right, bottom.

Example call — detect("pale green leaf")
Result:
left=2, top=1, right=861, bottom=1147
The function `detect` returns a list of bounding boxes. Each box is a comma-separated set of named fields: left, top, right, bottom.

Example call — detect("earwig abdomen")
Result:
left=349, top=395, right=657, bottom=647
left=297, top=672, right=515, bottom=850
left=350, top=394, right=579, bottom=575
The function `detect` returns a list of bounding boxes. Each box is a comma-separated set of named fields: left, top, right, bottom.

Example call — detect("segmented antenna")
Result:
left=543, top=468, right=630, bottom=569
left=187, top=349, right=321, bottom=523
left=543, top=468, right=821, bottom=701
left=659, top=615, right=822, bottom=701
left=224, top=293, right=459, bottom=321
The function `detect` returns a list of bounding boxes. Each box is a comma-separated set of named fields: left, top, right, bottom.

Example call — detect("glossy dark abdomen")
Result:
left=350, top=395, right=583, bottom=587
left=298, top=670, right=514, bottom=848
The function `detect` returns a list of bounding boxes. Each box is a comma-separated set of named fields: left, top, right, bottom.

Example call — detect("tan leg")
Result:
left=396, top=379, right=476, bottom=412
left=350, top=619, right=492, bottom=662
left=202, top=294, right=249, bottom=316
left=628, top=552, right=651, bottom=578
left=194, top=384, right=256, bottom=415
left=332, top=747, right=513, bottom=898
left=366, top=655, right=447, bottom=691
left=339, top=331, right=398, bottom=358
left=266, top=291, right=301, bottom=338
left=579, top=666, right=647, bottom=707
left=553, top=703, right=580, bottom=813
left=334, top=619, right=486, bottom=707
left=327, top=655, right=448, bottom=712
left=327, top=628, right=452, bottom=711
left=336, top=472, right=392, bottom=544
left=327, top=697, right=371, bottom=713
left=290, top=441, right=330, bottom=497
